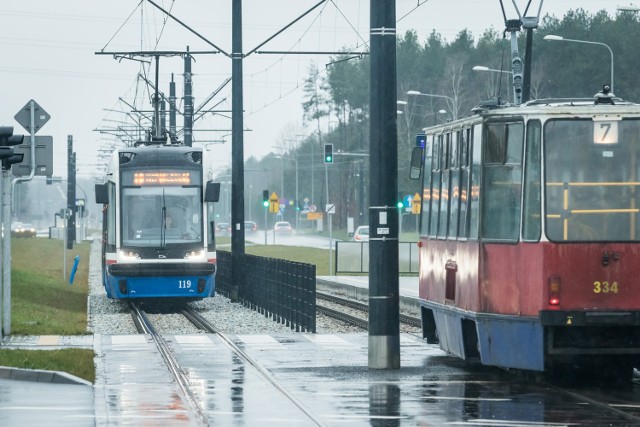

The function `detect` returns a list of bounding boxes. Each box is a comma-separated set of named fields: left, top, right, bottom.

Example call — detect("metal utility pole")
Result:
left=1, top=167, right=9, bottom=336
left=183, top=47, right=193, bottom=147
left=67, top=136, right=76, bottom=249
left=230, top=0, right=245, bottom=302
left=169, top=74, right=177, bottom=143
left=368, top=0, right=400, bottom=369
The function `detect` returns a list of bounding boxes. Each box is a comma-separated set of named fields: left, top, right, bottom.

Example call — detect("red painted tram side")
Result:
left=411, top=97, right=640, bottom=379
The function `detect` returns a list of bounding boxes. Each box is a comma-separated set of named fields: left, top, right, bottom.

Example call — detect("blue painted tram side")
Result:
left=95, top=145, right=220, bottom=300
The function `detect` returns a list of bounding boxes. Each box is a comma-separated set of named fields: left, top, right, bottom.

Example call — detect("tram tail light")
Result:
left=548, top=275, right=561, bottom=307
left=118, top=279, right=128, bottom=295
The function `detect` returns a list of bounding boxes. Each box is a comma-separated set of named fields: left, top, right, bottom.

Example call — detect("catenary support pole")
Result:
left=368, top=0, right=400, bottom=369
left=183, top=47, right=193, bottom=147
left=230, top=0, right=245, bottom=302
left=2, top=169, right=11, bottom=335
left=0, top=170, right=3, bottom=340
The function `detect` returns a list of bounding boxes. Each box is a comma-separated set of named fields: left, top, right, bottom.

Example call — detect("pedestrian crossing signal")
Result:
left=324, top=143, right=333, bottom=163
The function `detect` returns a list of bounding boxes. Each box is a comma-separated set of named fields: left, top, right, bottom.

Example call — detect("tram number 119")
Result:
left=178, top=280, right=192, bottom=289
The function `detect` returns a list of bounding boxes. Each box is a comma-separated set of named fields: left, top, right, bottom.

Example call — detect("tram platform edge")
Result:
left=316, top=275, right=421, bottom=314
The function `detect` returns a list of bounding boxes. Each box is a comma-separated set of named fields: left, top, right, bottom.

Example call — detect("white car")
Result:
left=353, top=225, right=369, bottom=242
left=273, top=221, right=293, bottom=233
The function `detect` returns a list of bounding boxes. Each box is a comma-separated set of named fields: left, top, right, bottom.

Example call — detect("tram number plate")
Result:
left=178, top=280, right=192, bottom=289
left=593, top=281, right=618, bottom=294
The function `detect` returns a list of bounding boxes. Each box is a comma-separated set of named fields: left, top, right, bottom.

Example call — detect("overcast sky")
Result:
left=0, top=0, right=621, bottom=180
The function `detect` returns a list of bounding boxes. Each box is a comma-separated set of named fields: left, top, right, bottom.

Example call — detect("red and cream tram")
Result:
left=410, top=89, right=640, bottom=380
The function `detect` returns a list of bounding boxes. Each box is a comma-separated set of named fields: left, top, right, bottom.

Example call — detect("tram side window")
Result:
left=458, top=128, right=471, bottom=238
left=106, top=182, right=116, bottom=247
left=448, top=131, right=461, bottom=238
left=482, top=121, right=524, bottom=241
left=420, top=135, right=434, bottom=236
left=523, top=120, right=541, bottom=241
left=438, top=134, right=451, bottom=238
left=207, top=202, right=216, bottom=250
left=429, top=135, right=443, bottom=236
left=468, top=124, right=482, bottom=239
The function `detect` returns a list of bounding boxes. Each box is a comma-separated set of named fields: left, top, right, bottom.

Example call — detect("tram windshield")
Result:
left=121, top=186, right=202, bottom=247
left=544, top=118, right=640, bottom=242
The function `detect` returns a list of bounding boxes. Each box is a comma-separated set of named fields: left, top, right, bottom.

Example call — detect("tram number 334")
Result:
left=178, top=280, right=192, bottom=289
left=593, top=281, right=619, bottom=294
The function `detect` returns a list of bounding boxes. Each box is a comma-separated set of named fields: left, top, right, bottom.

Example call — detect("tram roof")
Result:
left=422, top=97, right=640, bottom=133
left=110, top=144, right=204, bottom=169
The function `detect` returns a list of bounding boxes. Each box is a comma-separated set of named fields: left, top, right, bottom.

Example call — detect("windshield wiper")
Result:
left=160, top=190, right=167, bottom=248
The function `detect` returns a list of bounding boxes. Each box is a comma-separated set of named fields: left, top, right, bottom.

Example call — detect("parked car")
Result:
left=353, top=225, right=369, bottom=242
left=12, top=222, right=36, bottom=238
left=244, top=221, right=258, bottom=233
left=273, top=221, right=293, bottom=233
left=215, top=222, right=231, bottom=236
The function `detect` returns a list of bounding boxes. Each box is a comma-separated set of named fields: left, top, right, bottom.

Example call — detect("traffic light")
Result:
left=262, top=189, right=269, bottom=207
left=397, top=191, right=405, bottom=209
left=324, top=143, right=333, bottom=163
left=0, top=126, right=24, bottom=170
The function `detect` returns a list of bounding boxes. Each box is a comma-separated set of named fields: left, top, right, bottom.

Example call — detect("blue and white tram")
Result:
left=95, top=144, right=220, bottom=300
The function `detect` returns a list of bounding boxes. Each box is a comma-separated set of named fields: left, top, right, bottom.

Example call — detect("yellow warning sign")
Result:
left=411, top=193, right=421, bottom=214
left=269, top=192, right=279, bottom=213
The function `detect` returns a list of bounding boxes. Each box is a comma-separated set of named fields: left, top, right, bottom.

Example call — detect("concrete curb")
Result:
left=0, top=365, right=92, bottom=386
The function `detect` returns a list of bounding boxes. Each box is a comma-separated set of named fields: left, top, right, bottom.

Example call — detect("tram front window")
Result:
left=544, top=118, right=640, bottom=242
left=121, top=186, right=202, bottom=246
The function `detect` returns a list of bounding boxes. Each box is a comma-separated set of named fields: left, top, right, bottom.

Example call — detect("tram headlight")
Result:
left=184, top=250, right=205, bottom=261
left=119, top=250, right=140, bottom=261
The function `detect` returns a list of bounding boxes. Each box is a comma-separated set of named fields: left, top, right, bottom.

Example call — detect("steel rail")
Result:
left=316, top=291, right=422, bottom=328
left=182, top=308, right=328, bottom=427
left=316, top=304, right=369, bottom=329
left=129, top=302, right=209, bottom=426
left=547, top=382, right=640, bottom=424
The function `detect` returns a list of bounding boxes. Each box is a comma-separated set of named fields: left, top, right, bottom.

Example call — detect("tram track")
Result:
left=316, top=290, right=422, bottom=330
left=546, top=381, right=640, bottom=423
left=129, top=302, right=209, bottom=426
left=128, top=302, right=327, bottom=427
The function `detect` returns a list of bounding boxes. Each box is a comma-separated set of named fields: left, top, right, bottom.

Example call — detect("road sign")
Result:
left=326, top=203, right=336, bottom=214
left=307, top=212, right=323, bottom=220
left=269, top=192, right=279, bottom=213
left=11, top=135, right=54, bottom=177
left=14, top=100, right=50, bottom=134
left=308, top=204, right=317, bottom=212
left=412, top=193, right=421, bottom=214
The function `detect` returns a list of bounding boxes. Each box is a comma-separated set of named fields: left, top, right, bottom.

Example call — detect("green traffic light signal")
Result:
left=263, top=200, right=269, bottom=207
left=324, top=143, right=333, bottom=163
left=397, top=201, right=404, bottom=209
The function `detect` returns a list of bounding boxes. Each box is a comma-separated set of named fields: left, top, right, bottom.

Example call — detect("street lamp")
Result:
left=472, top=65, right=512, bottom=75
left=406, top=90, right=457, bottom=119
left=397, top=100, right=407, bottom=114
left=473, top=65, right=513, bottom=102
left=544, top=34, right=614, bottom=93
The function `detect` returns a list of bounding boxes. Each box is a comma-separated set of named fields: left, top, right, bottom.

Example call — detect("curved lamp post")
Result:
left=406, top=90, right=457, bottom=120
left=544, top=34, right=614, bottom=93
left=473, top=65, right=514, bottom=102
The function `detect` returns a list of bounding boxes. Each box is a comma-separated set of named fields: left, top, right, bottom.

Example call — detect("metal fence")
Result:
left=335, top=241, right=419, bottom=274
left=216, top=251, right=316, bottom=332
